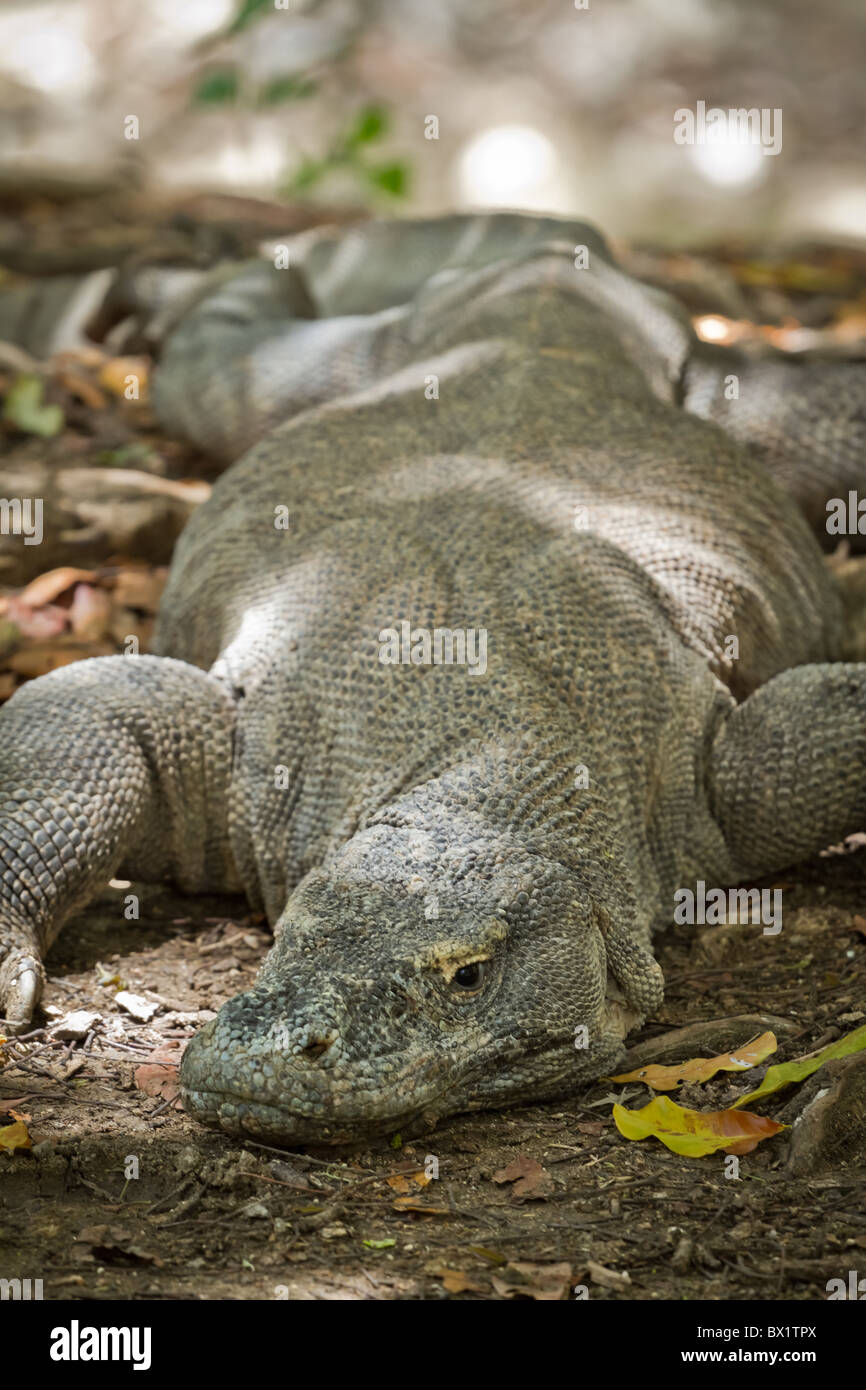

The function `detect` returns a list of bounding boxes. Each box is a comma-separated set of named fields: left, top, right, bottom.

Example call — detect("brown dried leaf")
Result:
left=133, top=1063, right=180, bottom=1103
left=491, top=1261, right=573, bottom=1301
left=56, top=368, right=108, bottom=411
left=436, top=1268, right=486, bottom=1294
left=7, top=637, right=114, bottom=677
left=19, top=566, right=98, bottom=607
left=491, top=1154, right=554, bottom=1201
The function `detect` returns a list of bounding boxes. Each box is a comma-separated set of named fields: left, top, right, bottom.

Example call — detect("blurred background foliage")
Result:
left=0, top=0, right=863, bottom=244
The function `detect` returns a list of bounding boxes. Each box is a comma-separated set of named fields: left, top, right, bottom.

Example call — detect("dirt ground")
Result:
left=1, top=845, right=864, bottom=1303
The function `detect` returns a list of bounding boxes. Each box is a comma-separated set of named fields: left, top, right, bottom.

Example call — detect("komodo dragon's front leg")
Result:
left=0, top=656, right=236, bottom=1031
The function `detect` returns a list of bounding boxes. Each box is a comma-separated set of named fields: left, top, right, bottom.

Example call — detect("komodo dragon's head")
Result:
left=179, top=812, right=663, bottom=1146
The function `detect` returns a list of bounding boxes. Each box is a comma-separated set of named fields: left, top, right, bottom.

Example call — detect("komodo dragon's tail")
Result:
left=3, top=213, right=863, bottom=529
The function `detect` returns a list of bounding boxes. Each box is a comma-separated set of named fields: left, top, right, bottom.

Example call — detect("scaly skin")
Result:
left=0, top=213, right=863, bottom=1144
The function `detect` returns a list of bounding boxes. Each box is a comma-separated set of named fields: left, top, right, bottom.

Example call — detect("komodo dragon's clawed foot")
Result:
left=0, top=940, right=44, bottom=1034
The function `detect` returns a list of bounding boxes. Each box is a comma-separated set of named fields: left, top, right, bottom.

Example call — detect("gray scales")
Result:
left=1, top=213, right=865, bottom=1144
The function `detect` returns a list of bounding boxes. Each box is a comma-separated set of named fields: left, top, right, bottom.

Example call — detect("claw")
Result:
left=0, top=954, right=44, bottom=1034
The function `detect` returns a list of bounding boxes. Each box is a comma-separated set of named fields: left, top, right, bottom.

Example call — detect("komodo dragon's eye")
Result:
left=452, top=961, right=488, bottom=992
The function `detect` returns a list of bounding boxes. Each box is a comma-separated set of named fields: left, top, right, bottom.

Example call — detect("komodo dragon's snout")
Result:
left=179, top=822, right=662, bottom=1144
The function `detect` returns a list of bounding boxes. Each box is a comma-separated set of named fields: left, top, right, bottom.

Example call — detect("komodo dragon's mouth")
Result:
left=178, top=1014, right=466, bottom=1146
left=179, top=1011, right=597, bottom=1147
left=179, top=1082, right=443, bottom=1146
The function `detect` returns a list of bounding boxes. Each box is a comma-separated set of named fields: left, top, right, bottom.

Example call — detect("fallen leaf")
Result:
left=19, top=567, right=98, bottom=607
left=576, top=1120, right=605, bottom=1136
left=0, top=1119, right=32, bottom=1154
left=491, top=1154, right=554, bottom=1201
left=0, top=1097, right=31, bottom=1114
left=73, top=1225, right=162, bottom=1266
left=2, top=374, right=63, bottom=437
left=613, top=1095, right=785, bottom=1156
left=734, top=1023, right=866, bottom=1108
left=112, top=567, right=167, bottom=612
left=99, top=356, right=149, bottom=401
left=490, top=1261, right=573, bottom=1300
left=391, top=1196, right=451, bottom=1216
left=468, top=1246, right=508, bottom=1266
left=56, top=368, right=108, bottom=411
left=386, top=1170, right=431, bottom=1193
left=7, top=637, right=114, bottom=677
left=586, top=1259, right=631, bottom=1291
left=1, top=599, right=67, bottom=640
left=436, top=1268, right=486, bottom=1294
left=54, top=346, right=106, bottom=370
left=133, top=1064, right=180, bottom=1103
left=96, top=964, right=125, bottom=988
left=609, top=1030, right=777, bottom=1090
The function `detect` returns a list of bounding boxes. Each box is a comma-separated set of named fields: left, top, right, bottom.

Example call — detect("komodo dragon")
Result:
left=1, top=213, right=865, bottom=1146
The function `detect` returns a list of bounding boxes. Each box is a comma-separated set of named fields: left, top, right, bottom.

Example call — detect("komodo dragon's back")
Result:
left=1, top=213, right=864, bottom=1145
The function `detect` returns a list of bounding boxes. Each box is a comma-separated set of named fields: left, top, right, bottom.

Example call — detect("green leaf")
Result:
left=346, top=105, right=388, bottom=147
left=94, top=443, right=156, bottom=469
left=226, top=0, right=273, bottom=36
left=389, top=1131, right=403, bottom=1150
left=733, top=1022, right=866, bottom=1108
left=258, top=74, right=317, bottom=105
left=362, top=1239, right=396, bottom=1250
left=285, top=157, right=326, bottom=193
left=368, top=161, right=409, bottom=197
left=2, top=375, right=63, bottom=437
left=194, top=69, right=239, bottom=105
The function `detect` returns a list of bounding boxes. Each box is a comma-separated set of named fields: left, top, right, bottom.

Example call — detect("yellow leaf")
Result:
left=436, top=1268, right=486, bottom=1293
left=609, top=1031, right=777, bottom=1090
left=613, top=1096, right=785, bottom=1157
left=386, top=1170, right=431, bottom=1192
left=98, top=357, right=149, bottom=401
left=734, top=1023, right=866, bottom=1108
left=391, top=1196, right=451, bottom=1215
left=0, top=1120, right=32, bottom=1155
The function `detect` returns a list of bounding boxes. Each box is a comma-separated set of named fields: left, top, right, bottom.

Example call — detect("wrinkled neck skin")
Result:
left=179, top=780, right=664, bottom=1146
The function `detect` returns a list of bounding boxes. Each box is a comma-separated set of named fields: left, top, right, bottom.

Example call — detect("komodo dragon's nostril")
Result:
left=302, top=1035, right=333, bottom=1060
